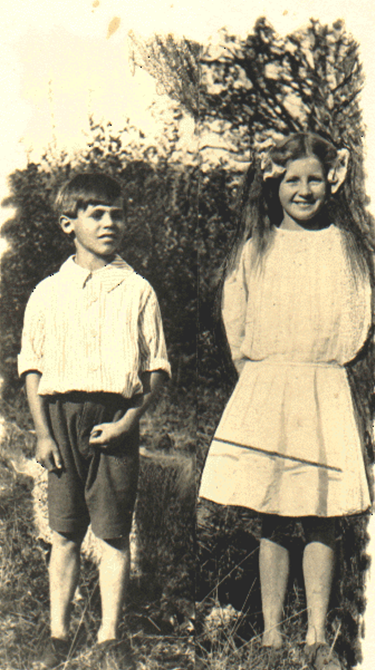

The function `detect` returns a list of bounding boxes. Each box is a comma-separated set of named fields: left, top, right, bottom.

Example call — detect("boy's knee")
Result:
left=100, top=535, right=130, bottom=552
left=52, top=529, right=86, bottom=549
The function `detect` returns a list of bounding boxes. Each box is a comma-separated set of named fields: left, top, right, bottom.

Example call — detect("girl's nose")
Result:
left=298, top=179, right=312, bottom=196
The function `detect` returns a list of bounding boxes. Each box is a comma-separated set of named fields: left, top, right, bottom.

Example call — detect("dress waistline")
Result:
left=244, top=358, right=343, bottom=369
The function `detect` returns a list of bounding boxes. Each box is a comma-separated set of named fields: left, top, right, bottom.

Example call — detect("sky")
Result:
left=2, top=1, right=375, bottom=196
left=1, top=1, right=375, bottom=666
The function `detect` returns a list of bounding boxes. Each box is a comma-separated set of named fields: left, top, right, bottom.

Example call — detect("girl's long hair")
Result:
left=215, top=131, right=375, bottom=379
left=226, top=132, right=375, bottom=279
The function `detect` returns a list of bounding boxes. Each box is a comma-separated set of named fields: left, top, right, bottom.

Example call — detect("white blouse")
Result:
left=223, top=225, right=371, bottom=368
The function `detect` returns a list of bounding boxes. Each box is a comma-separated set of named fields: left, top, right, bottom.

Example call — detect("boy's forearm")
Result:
left=25, top=371, right=52, bottom=438
left=88, top=370, right=168, bottom=446
left=117, top=370, right=167, bottom=427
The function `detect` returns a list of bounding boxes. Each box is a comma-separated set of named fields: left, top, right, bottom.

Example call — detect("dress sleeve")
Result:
left=17, top=286, right=46, bottom=377
left=138, top=285, right=172, bottom=378
left=222, top=242, right=250, bottom=370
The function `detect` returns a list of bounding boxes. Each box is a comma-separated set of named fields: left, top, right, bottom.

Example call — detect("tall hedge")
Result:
left=0, top=120, right=199, bottom=398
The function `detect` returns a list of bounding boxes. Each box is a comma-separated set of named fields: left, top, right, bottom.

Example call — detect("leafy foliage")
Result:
left=0, top=117, right=198, bottom=398
left=128, top=32, right=201, bottom=119
left=200, top=19, right=364, bottom=146
left=131, top=18, right=365, bottom=154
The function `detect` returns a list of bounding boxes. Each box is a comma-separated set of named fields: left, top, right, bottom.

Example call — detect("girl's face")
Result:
left=278, top=156, right=327, bottom=230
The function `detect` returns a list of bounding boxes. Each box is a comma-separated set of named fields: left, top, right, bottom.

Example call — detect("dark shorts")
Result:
left=46, top=392, right=139, bottom=540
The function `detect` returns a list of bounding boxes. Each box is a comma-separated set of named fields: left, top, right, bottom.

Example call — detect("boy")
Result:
left=18, top=173, right=171, bottom=669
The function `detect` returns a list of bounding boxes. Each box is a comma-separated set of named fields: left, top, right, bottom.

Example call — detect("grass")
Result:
left=0, top=385, right=369, bottom=669
left=196, top=386, right=365, bottom=670
left=0, top=388, right=195, bottom=669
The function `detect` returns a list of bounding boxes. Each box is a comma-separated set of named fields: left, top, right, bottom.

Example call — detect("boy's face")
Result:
left=60, top=198, right=126, bottom=263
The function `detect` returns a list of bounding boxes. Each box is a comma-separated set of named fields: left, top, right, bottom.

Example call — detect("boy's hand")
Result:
left=89, top=414, right=139, bottom=449
left=36, top=436, right=62, bottom=472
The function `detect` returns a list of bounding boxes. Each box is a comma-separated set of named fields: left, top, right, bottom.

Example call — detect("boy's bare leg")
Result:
left=259, top=538, right=289, bottom=648
left=49, top=530, right=85, bottom=640
left=97, top=535, right=130, bottom=643
left=303, top=541, right=335, bottom=647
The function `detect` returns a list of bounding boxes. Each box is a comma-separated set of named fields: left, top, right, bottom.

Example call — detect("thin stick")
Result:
left=328, top=622, right=342, bottom=661
left=201, top=547, right=259, bottom=603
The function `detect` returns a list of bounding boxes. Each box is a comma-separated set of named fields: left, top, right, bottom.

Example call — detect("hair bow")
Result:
left=255, top=135, right=286, bottom=182
left=327, top=148, right=349, bottom=194
left=261, top=155, right=286, bottom=181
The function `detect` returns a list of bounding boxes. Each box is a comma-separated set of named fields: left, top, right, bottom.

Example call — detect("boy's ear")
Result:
left=60, top=215, right=74, bottom=235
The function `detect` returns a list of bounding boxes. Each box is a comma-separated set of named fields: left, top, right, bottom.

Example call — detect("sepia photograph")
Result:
left=0, top=2, right=374, bottom=669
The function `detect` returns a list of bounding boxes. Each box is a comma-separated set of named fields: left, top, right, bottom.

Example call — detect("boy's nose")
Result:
left=102, top=212, right=116, bottom=227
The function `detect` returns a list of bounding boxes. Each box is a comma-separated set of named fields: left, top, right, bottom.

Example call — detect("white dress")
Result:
left=199, top=225, right=372, bottom=517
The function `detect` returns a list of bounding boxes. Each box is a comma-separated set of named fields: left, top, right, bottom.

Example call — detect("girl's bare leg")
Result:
left=303, top=541, right=335, bottom=646
left=259, top=538, right=289, bottom=648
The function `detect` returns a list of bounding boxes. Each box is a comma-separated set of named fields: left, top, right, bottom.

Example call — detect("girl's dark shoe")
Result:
left=305, top=643, right=341, bottom=670
left=37, top=637, right=71, bottom=669
left=96, top=638, right=136, bottom=670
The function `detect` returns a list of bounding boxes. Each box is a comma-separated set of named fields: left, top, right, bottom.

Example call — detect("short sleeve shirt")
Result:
left=18, top=255, right=171, bottom=397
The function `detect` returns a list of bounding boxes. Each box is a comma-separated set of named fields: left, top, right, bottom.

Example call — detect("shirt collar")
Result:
left=59, top=255, right=135, bottom=292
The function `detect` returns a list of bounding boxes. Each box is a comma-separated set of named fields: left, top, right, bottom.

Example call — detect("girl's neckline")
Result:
left=275, top=223, right=334, bottom=234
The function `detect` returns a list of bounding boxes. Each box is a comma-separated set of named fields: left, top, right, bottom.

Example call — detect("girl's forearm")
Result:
left=25, top=371, right=52, bottom=439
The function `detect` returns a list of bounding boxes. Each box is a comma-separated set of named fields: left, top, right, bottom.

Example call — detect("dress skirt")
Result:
left=199, top=359, right=371, bottom=517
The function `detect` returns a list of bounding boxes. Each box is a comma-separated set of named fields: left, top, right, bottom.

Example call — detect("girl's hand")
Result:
left=36, top=436, right=62, bottom=472
left=234, top=358, right=247, bottom=376
left=89, top=415, right=139, bottom=449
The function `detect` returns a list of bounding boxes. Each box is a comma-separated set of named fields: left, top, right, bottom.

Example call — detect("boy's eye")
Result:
left=111, top=211, right=124, bottom=223
left=89, top=209, right=124, bottom=222
left=91, top=211, right=104, bottom=220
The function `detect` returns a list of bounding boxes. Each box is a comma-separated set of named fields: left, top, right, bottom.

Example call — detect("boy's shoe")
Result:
left=36, top=637, right=71, bottom=669
left=96, top=638, right=136, bottom=670
left=259, top=646, right=283, bottom=669
left=305, top=643, right=342, bottom=670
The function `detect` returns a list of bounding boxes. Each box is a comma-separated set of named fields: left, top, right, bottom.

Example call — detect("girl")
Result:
left=198, top=132, right=374, bottom=670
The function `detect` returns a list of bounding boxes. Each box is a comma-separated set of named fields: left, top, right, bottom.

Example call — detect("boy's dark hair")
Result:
left=55, top=173, right=124, bottom=219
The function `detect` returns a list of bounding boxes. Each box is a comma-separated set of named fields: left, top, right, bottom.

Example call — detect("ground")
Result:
left=0, top=387, right=361, bottom=668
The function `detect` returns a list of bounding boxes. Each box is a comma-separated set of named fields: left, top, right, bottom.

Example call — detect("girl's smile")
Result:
left=278, top=157, right=327, bottom=230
